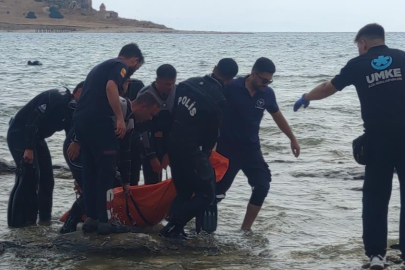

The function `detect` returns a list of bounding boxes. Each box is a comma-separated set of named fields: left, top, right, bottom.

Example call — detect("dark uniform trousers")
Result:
left=73, top=118, right=118, bottom=223
left=215, top=139, right=271, bottom=207
left=363, top=128, right=405, bottom=258
left=168, top=145, right=216, bottom=226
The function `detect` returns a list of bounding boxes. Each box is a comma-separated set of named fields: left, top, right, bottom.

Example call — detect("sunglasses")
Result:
left=256, top=73, right=273, bottom=85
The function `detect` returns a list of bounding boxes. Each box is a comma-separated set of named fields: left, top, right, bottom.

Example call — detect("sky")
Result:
left=92, top=0, right=405, bottom=32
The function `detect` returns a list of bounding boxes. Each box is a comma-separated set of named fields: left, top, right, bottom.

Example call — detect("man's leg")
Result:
left=94, top=121, right=118, bottom=227
left=74, top=121, right=98, bottom=223
left=36, top=140, right=54, bottom=222
left=216, top=143, right=242, bottom=202
left=363, top=132, right=394, bottom=259
left=241, top=149, right=271, bottom=231
left=167, top=149, right=193, bottom=223
left=175, top=150, right=216, bottom=226
left=130, top=132, right=142, bottom=186
left=7, top=126, right=39, bottom=227
left=142, top=157, right=161, bottom=185
left=394, top=131, right=405, bottom=260
left=160, top=148, right=193, bottom=238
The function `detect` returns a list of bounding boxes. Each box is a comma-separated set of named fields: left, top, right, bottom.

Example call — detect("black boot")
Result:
left=60, top=212, right=80, bottom=234
left=159, top=222, right=187, bottom=239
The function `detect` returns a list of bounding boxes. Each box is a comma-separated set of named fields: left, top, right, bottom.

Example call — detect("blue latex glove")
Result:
left=294, top=94, right=310, bottom=112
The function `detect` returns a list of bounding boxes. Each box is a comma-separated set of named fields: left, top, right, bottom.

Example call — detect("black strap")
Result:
left=125, top=194, right=153, bottom=226
left=125, top=197, right=136, bottom=226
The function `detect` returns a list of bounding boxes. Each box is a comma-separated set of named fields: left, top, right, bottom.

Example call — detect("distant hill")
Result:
left=0, top=0, right=172, bottom=32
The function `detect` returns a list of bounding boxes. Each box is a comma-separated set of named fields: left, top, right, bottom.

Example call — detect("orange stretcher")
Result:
left=60, top=151, right=228, bottom=227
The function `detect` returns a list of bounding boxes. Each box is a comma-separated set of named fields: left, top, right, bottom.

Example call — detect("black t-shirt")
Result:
left=331, top=45, right=405, bottom=129
left=74, top=58, right=128, bottom=120
left=170, top=75, right=226, bottom=152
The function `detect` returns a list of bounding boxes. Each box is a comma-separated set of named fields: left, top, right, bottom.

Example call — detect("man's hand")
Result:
left=123, top=184, right=130, bottom=196
left=115, top=118, right=126, bottom=139
left=67, top=142, right=80, bottom=161
left=74, top=180, right=82, bottom=195
left=293, top=94, right=310, bottom=112
left=161, top=154, right=170, bottom=170
left=291, top=139, right=301, bottom=158
left=150, top=157, right=162, bottom=174
left=23, top=149, right=34, bottom=164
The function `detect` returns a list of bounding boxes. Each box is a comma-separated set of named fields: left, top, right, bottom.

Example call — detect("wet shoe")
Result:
left=82, top=217, right=99, bottom=233
left=97, top=221, right=129, bottom=235
left=60, top=215, right=80, bottom=234
left=159, top=222, right=187, bottom=239
left=370, top=255, right=385, bottom=269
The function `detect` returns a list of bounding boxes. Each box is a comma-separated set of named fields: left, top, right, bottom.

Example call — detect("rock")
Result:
left=0, top=243, right=5, bottom=254
left=53, top=230, right=219, bottom=254
left=53, top=231, right=165, bottom=253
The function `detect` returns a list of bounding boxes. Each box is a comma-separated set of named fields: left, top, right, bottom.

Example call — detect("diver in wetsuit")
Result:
left=138, top=64, right=177, bottom=185
left=159, top=58, right=239, bottom=239
left=7, top=81, right=84, bottom=228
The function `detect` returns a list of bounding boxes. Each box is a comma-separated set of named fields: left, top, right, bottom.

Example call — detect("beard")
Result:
left=127, top=66, right=137, bottom=77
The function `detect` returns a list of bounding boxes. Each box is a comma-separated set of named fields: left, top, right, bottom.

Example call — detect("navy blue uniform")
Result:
left=61, top=97, right=134, bottom=233
left=73, top=58, right=128, bottom=223
left=331, top=45, right=405, bottom=259
left=216, top=76, right=279, bottom=207
left=7, top=89, right=74, bottom=226
left=168, top=75, right=226, bottom=227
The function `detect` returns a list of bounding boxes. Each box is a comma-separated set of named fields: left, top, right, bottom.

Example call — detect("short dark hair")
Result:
left=119, top=43, right=144, bottom=64
left=252, top=57, right=276, bottom=74
left=216, top=58, right=239, bottom=79
left=355, top=23, right=385, bottom=42
left=133, top=91, right=161, bottom=108
left=156, top=64, right=177, bottom=79
left=73, top=81, right=85, bottom=95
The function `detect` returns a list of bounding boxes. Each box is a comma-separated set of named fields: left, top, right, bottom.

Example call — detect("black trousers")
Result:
left=73, top=118, right=118, bottom=223
left=142, top=137, right=167, bottom=185
left=215, top=141, right=271, bottom=207
left=7, top=123, right=54, bottom=224
left=168, top=146, right=215, bottom=226
left=362, top=129, right=405, bottom=258
left=130, top=132, right=142, bottom=186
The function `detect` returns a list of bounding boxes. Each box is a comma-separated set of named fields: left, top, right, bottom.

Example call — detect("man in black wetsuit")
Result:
left=7, top=81, right=84, bottom=227
left=159, top=58, right=239, bottom=238
left=138, top=64, right=177, bottom=185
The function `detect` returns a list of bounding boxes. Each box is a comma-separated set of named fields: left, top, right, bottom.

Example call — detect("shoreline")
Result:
left=0, top=23, right=250, bottom=34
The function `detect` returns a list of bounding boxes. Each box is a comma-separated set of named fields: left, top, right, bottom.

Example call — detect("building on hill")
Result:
left=105, top=11, right=118, bottom=19
left=98, top=3, right=118, bottom=19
